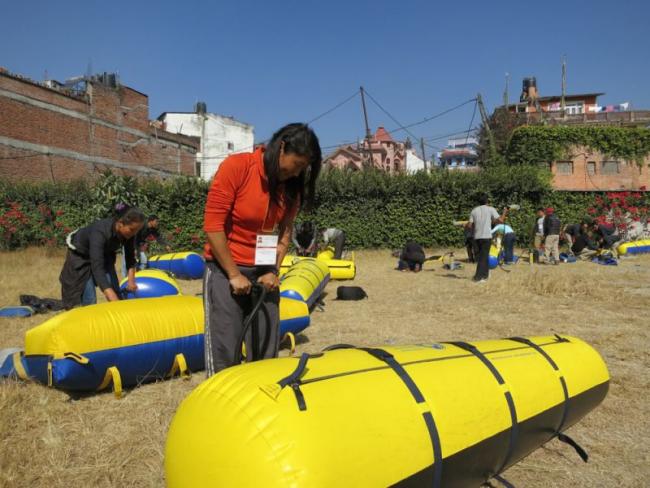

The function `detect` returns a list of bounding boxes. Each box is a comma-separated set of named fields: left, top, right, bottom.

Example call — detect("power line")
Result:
left=388, top=98, right=477, bottom=134
left=464, top=100, right=478, bottom=144
left=363, top=88, right=424, bottom=148
left=307, top=91, right=359, bottom=125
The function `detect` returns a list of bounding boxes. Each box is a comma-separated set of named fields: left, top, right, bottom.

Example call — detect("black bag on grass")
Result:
left=336, top=286, right=368, bottom=300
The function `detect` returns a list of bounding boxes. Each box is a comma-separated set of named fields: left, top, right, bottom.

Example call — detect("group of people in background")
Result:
left=291, top=222, right=346, bottom=260
left=533, top=207, right=623, bottom=263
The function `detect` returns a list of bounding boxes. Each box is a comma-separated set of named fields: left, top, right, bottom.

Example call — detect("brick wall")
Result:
left=0, top=71, right=199, bottom=182
left=551, top=145, right=650, bottom=191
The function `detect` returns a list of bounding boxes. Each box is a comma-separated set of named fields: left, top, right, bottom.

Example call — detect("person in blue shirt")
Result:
left=491, top=223, right=516, bottom=265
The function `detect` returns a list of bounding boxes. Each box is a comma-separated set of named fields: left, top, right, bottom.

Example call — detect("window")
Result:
left=539, top=161, right=552, bottom=171
left=394, top=161, right=399, bottom=171
left=227, top=142, right=234, bottom=151
left=556, top=161, right=573, bottom=175
left=194, top=161, right=201, bottom=177
left=587, top=161, right=596, bottom=175
left=602, top=161, right=620, bottom=175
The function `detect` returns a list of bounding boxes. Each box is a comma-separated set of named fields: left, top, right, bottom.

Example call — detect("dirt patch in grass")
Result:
left=0, top=247, right=648, bottom=487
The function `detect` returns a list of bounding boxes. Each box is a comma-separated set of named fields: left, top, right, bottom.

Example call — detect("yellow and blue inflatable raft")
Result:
left=0, top=296, right=311, bottom=395
left=280, top=258, right=330, bottom=308
left=119, top=269, right=181, bottom=298
left=147, top=251, right=205, bottom=280
left=281, top=248, right=356, bottom=280
left=617, top=238, right=650, bottom=256
left=165, top=335, right=608, bottom=487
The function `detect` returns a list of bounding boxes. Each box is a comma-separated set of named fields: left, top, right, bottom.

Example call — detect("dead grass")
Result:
left=1, top=247, right=649, bottom=487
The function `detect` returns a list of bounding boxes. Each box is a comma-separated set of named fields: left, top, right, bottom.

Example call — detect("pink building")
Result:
left=324, top=127, right=406, bottom=173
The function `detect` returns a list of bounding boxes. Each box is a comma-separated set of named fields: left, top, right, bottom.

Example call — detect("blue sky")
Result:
left=2, top=0, right=648, bottom=155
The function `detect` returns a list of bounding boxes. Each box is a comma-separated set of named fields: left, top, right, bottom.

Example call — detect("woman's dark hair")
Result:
left=117, top=206, right=145, bottom=226
left=263, top=123, right=322, bottom=210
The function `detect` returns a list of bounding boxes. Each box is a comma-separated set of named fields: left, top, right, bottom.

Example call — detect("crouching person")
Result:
left=60, top=207, right=144, bottom=309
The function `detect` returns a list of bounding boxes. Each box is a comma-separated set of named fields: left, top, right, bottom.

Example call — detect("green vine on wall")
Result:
left=506, top=126, right=650, bottom=167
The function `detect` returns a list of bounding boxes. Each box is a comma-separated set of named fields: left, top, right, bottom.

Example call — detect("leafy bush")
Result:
left=1, top=168, right=648, bottom=251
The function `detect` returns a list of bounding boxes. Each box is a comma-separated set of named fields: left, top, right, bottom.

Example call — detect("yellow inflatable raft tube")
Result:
left=280, top=259, right=330, bottom=308
left=617, top=238, right=650, bottom=256
left=165, top=335, right=609, bottom=487
left=280, top=249, right=356, bottom=280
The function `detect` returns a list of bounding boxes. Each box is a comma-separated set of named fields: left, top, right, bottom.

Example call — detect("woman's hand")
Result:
left=257, top=272, right=280, bottom=292
left=229, top=274, right=252, bottom=295
left=125, top=278, right=138, bottom=293
left=104, top=288, right=120, bottom=302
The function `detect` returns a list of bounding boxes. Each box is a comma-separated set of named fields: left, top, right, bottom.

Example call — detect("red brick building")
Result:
left=547, top=146, right=650, bottom=191
left=0, top=69, right=199, bottom=182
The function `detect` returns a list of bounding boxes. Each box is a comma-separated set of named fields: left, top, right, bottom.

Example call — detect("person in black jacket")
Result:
left=291, top=221, right=318, bottom=256
left=59, top=207, right=145, bottom=309
left=397, top=241, right=426, bottom=272
left=543, top=207, right=561, bottom=264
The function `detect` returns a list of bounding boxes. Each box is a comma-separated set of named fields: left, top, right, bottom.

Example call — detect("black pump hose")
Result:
left=233, top=284, right=271, bottom=365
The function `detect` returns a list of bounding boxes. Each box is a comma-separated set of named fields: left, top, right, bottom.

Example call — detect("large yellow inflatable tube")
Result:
left=617, top=238, right=650, bottom=256
left=165, top=335, right=608, bottom=487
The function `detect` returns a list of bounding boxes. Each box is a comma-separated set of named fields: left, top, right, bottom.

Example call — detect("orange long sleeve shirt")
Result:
left=203, top=148, right=298, bottom=266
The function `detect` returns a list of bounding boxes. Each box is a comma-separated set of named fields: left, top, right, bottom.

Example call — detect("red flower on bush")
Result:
left=174, top=227, right=182, bottom=234
left=55, top=209, right=64, bottom=216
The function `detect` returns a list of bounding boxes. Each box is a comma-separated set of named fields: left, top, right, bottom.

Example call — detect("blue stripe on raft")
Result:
left=280, top=316, right=310, bottom=336
left=39, top=334, right=205, bottom=391
left=626, top=245, right=650, bottom=254
left=121, top=277, right=180, bottom=299
left=148, top=254, right=205, bottom=280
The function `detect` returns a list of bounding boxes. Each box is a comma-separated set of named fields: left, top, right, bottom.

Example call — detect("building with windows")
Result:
left=437, top=136, right=479, bottom=171
left=546, top=147, right=649, bottom=191
left=0, top=68, right=199, bottom=182
left=324, top=127, right=406, bottom=173
left=158, top=104, right=254, bottom=180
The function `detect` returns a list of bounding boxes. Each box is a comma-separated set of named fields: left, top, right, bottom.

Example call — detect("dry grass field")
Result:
left=1, top=247, right=649, bottom=487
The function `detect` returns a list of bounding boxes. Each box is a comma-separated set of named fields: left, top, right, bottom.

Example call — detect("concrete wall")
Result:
left=162, top=112, right=254, bottom=180
left=0, top=71, right=199, bottom=182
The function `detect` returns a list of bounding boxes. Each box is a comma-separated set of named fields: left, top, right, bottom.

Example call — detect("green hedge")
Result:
left=2, top=168, right=648, bottom=251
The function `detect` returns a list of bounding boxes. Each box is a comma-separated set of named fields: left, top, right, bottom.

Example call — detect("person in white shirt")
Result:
left=320, top=227, right=346, bottom=259
left=466, top=193, right=507, bottom=282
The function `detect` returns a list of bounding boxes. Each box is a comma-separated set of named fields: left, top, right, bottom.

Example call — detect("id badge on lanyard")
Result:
left=255, top=200, right=279, bottom=266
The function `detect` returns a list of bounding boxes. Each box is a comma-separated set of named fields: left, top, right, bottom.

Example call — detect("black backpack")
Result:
left=336, top=286, right=368, bottom=300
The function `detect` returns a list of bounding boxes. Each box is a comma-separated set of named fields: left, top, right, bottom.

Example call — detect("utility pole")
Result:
left=420, top=138, right=427, bottom=171
left=360, top=86, right=374, bottom=169
left=503, top=72, right=509, bottom=108
left=561, top=55, right=567, bottom=116
left=477, top=93, right=497, bottom=164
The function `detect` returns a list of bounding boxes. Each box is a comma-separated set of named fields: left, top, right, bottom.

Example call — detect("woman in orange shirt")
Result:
left=203, top=123, right=321, bottom=376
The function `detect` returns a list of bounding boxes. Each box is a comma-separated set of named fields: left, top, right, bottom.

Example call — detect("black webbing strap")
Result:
left=508, top=336, right=588, bottom=462
left=276, top=353, right=310, bottom=411
left=360, top=347, right=443, bottom=488
left=447, top=341, right=518, bottom=481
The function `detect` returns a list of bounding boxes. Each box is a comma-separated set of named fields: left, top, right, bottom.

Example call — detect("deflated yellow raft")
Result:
left=165, top=335, right=609, bottom=487
left=281, top=248, right=356, bottom=280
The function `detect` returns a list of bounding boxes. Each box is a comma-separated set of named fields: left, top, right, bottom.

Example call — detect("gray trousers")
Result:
left=203, top=261, right=280, bottom=377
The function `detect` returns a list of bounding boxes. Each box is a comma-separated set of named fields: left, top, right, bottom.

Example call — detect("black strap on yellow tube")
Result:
left=360, top=347, right=443, bottom=488
left=508, top=336, right=588, bottom=462
left=447, top=341, right=518, bottom=482
left=276, top=353, right=310, bottom=411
